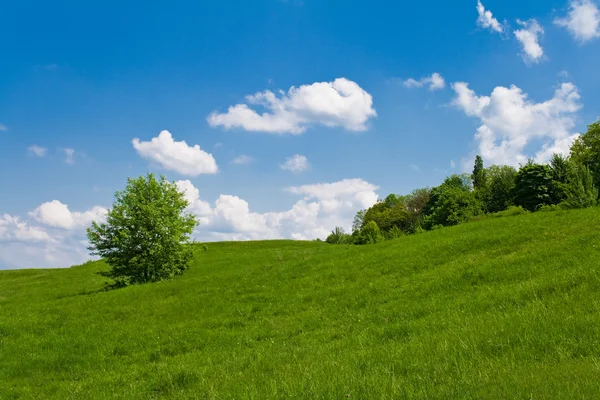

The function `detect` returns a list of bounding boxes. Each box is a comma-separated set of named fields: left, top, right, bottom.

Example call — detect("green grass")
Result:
left=2, top=208, right=600, bottom=399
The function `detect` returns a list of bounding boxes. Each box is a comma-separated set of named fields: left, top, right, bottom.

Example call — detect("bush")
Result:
left=560, top=165, right=598, bottom=209
left=537, top=204, right=562, bottom=212
left=423, top=174, right=482, bottom=229
left=513, top=163, right=557, bottom=211
left=355, top=221, right=384, bottom=245
left=87, top=173, right=198, bottom=285
left=384, top=225, right=405, bottom=240
left=326, top=227, right=352, bottom=244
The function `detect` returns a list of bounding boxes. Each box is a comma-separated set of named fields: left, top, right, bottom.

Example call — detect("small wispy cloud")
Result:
left=476, top=0, right=505, bottom=33
left=409, top=164, right=421, bottom=172
left=232, top=155, right=254, bottom=165
left=281, top=154, right=310, bottom=173
left=514, top=19, right=545, bottom=64
left=402, top=73, right=446, bottom=91
left=64, top=148, right=75, bottom=165
left=28, top=145, right=47, bottom=157
left=0, top=124, right=7, bottom=131
left=450, top=160, right=456, bottom=169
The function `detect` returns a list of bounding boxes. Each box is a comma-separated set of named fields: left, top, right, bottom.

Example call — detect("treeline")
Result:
left=327, top=120, right=600, bottom=245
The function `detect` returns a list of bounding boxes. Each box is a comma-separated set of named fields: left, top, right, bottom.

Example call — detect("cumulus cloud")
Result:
left=280, top=154, right=310, bottom=173
left=0, top=214, right=53, bottom=243
left=132, top=130, right=218, bottom=176
left=514, top=19, right=545, bottom=64
left=1, top=177, right=380, bottom=269
left=403, top=73, right=446, bottom=91
left=175, top=178, right=379, bottom=242
left=451, top=81, right=582, bottom=167
left=476, top=0, right=504, bottom=33
left=207, top=78, right=376, bottom=134
left=30, top=200, right=107, bottom=230
left=0, top=200, right=108, bottom=269
left=555, top=0, right=600, bottom=42
left=28, top=145, right=47, bottom=157
left=232, top=155, right=254, bottom=165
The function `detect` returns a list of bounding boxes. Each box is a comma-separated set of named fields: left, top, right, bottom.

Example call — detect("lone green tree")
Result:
left=87, top=173, right=198, bottom=285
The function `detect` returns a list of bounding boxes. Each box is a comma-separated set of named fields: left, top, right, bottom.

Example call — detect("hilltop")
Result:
left=1, top=208, right=600, bottom=399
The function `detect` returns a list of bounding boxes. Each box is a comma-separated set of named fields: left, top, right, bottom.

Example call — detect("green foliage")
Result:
left=549, top=153, right=571, bottom=203
left=423, top=174, right=482, bottom=229
left=471, top=155, right=487, bottom=191
left=352, top=210, right=365, bottom=233
left=404, top=188, right=430, bottom=233
left=4, top=210, right=600, bottom=398
left=355, top=221, right=384, bottom=245
left=560, top=164, right=598, bottom=209
left=570, top=121, right=600, bottom=188
left=491, top=205, right=529, bottom=218
left=86, top=173, right=198, bottom=285
left=384, top=225, right=405, bottom=240
left=484, top=165, right=517, bottom=213
left=513, top=163, right=557, bottom=211
left=326, top=227, right=352, bottom=244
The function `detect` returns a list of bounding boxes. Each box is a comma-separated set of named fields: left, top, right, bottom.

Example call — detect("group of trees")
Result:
left=327, top=120, right=600, bottom=245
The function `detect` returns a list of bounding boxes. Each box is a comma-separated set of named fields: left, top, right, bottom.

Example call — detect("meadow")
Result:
left=1, top=207, right=600, bottom=399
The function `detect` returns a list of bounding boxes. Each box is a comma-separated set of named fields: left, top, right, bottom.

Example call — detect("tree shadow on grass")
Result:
left=54, top=273, right=128, bottom=300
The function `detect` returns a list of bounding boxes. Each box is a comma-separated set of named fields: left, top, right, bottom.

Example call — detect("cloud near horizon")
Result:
left=451, top=80, right=582, bottom=168
left=0, top=178, right=379, bottom=269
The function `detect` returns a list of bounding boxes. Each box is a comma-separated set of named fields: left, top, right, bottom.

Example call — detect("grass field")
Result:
left=2, top=208, right=600, bottom=399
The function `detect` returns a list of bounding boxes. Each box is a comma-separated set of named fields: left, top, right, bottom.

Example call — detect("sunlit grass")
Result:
left=1, top=208, right=600, bottom=398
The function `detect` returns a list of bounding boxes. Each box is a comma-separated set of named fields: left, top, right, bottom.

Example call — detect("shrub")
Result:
left=355, top=221, right=384, bottom=245
left=423, top=174, right=482, bottom=229
left=560, top=165, right=598, bottom=209
left=513, top=163, right=557, bottom=211
left=385, top=225, right=405, bottom=240
left=326, top=227, right=352, bottom=244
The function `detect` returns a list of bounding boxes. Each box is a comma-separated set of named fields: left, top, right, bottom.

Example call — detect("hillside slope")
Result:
left=1, top=208, right=600, bottom=399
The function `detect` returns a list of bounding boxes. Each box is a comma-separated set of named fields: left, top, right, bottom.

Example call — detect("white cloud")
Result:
left=451, top=81, right=582, bottom=167
left=176, top=178, right=379, bottom=242
left=232, top=155, right=254, bottom=165
left=403, top=73, right=446, bottom=91
left=280, top=154, right=310, bottom=173
left=409, top=164, right=421, bottom=171
left=555, top=0, right=600, bottom=42
left=0, top=214, right=53, bottom=243
left=64, top=148, right=75, bottom=164
left=28, top=145, right=47, bottom=157
left=1, top=178, right=380, bottom=269
left=450, top=160, right=457, bottom=169
left=207, top=78, right=376, bottom=134
left=476, top=0, right=504, bottom=33
left=30, top=200, right=107, bottom=230
left=0, top=200, right=108, bottom=269
left=514, top=19, right=545, bottom=64
left=132, top=130, right=218, bottom=176
left=0, top=124, right=7, bottom=131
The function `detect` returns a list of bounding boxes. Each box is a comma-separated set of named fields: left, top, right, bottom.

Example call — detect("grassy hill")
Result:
left=2, top=208, right=600, bottom=399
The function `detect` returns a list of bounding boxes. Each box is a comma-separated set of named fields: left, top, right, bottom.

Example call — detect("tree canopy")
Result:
left=87, top=173, right=198, bottom=285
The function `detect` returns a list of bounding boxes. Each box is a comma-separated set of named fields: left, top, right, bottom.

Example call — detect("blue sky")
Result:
left=1, top=0, right=600, bottom=269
